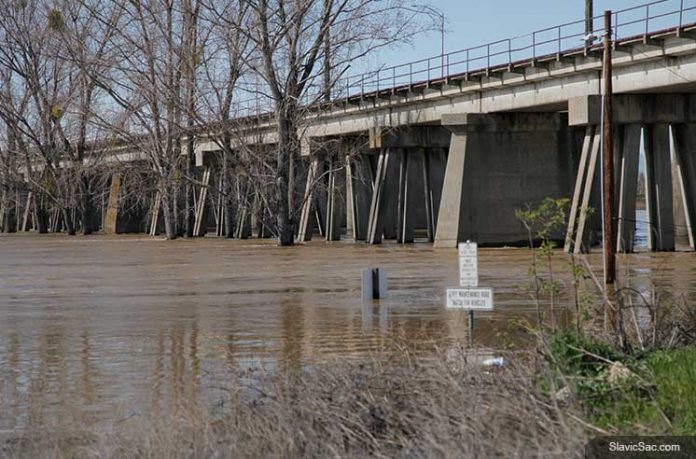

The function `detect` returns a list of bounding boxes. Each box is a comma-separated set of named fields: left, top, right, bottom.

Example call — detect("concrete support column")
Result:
left=396, top=151, right=421, bottom=243
left=428, top=148, right=447, bottom=241
left=235, top=181, right=252, bottom=239
left=325, top=155, right=345, bottom=241
left=435, top=113, right=575, bottom=248
left=193, top=166, right=211, bottom=237
left=671, top=124, right=696, bottom=249
left=616, top=124, right=642, bottom=253
left=345, top=154, right=373, bottom=241
left=644, top=124, right=675, bottom=251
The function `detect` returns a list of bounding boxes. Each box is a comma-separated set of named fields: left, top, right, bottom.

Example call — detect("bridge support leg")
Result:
left=326, top=155, right=344, bottom=241
left=20, top=191, right=32, bottom=232
left=427, top=148, right=446, bottom=242
left=671, top=124, right=696, bottom=250
left=644, top=124, right=675, bottom=251
left=396, top=151, right=419, bottom=243
left=193, top=166, right=211, bottom=237
left=149, top=191, right=161, bottom=236
left=615, top=124, right=642, bottom=253
left=565, top=126, right=595, bottom=252
left=366, top=148, right=399, bottom=244
left=421, top=149, right=435, bottom=242
left=345, top=155, right=372, bottom=241
left=435, top=113, right=575, bottom=248
left=297, top=157, right=322, bottom=242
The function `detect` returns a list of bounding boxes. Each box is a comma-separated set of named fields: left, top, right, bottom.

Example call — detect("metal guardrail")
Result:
left=233, top=0, right=696, bottom=119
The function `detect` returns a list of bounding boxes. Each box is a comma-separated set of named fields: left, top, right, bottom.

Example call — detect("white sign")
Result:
left=458, top=241, right=478, bottom=287
left=446, top=288, right=494, bottom=311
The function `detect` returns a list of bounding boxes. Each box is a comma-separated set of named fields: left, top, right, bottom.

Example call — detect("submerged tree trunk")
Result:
left=275, top=105, right=297, bottom=246
left=34, top=196, right=48, bottom=234
left=1, top=185, right=16, bottom=233
left=222, top=149, right=235, bottom=238
left=81, top=174, right=93, bottom=235
left=160, top=187, right=177, bottom=240
left=184, top=146, right=195, bottom=237
left=62, top=207, right=76, bottom=235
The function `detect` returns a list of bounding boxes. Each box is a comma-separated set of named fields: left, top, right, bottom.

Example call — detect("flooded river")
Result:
left=1, top=229, right=694, bottom=430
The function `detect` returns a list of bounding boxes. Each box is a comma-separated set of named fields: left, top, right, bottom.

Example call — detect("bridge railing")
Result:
left=231, top=0, right=696, bottom=120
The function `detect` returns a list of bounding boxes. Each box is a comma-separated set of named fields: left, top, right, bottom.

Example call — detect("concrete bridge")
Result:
left=109, top=0, right=696, bottom=251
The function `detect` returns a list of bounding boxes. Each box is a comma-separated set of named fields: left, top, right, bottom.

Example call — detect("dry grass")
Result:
left=1, top=347, right=588, bottom=459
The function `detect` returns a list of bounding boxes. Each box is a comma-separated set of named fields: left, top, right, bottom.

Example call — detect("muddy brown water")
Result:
left=0, top=231, right=694, bottom=430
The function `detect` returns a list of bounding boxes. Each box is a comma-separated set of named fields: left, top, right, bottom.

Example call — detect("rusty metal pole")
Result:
left=603, top=10, right=616, bottom=284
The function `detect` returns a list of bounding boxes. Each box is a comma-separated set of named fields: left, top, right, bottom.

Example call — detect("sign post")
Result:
left=446, top=241, right=494, bottom=346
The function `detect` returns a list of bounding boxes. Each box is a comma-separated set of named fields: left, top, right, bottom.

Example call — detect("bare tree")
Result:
left=0, top=0, right=119, bottom=235
left=89, top=0, right=208, bottom=239
left=243, top=0, right=431, bottom=245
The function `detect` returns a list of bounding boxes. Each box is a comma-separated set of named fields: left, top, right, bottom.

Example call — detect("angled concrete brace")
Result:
left=571, top=129, right=601, bottom=254
left=214, top=171, right=226, bottom=237
left=565, top=126, right=596, bottom=252
left=297, top=156, right=322, bottom=242
left=366, top=148, right=400, bottom=244
left=20, top=191, right=33, bottom=232
left=670, top=124, right=696, bottom=250
left=433, top=132, right=467, bottom=248
left=644, top=124, right=675, bottom=251
left=235, top=181, right=252, bottom=239
left=149, top=191, right=161, bottom=236
left=193, top=166, right=211, bottom=237
left=616, top=124, right=642, bottom=253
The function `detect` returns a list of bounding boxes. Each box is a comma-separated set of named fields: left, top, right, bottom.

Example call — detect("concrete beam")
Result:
left=368, top=126, right=451, bottom=150
left=569, top=94, right=696, bottom=126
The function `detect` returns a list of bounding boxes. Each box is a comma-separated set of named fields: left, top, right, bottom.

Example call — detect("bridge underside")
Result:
left=74, top=93, right=694, bottom=253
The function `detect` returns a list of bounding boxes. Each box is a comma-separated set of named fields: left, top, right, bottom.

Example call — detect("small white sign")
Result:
left=458, top=242, right=478, bottom=287
left=458, top=241, right=477, bottom=257
left=446, top=288, right=494, bottom=311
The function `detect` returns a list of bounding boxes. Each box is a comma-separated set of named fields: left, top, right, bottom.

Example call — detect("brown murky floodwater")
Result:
left=1, top=231, right=695, bottom=431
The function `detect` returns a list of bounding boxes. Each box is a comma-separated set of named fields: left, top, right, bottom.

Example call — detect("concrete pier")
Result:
left=434, top=113, right=576, bottom=248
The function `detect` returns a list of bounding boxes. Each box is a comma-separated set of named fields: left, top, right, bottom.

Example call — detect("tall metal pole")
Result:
left=440, top=12, right=445, bottom=79
left=323, top=0, right=331, bottom=102
left=585, top=0, right=594, bottom=35
left=603, top=10, right=616, bottom=284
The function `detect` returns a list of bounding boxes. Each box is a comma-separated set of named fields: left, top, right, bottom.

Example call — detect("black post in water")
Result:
left=371, top=268, right=380, bottom=299
left=467, top=310, right=474, bottom=347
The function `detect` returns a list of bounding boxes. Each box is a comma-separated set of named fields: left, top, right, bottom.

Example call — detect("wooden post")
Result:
left=603, top=10, right=616, bottom=284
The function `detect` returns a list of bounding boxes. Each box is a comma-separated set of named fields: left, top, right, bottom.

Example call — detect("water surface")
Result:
left=0, top=233, right=693, bottom=430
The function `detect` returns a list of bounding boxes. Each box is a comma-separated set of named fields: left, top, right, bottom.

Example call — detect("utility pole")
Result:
left=603, top=10, right=616, bottom=285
